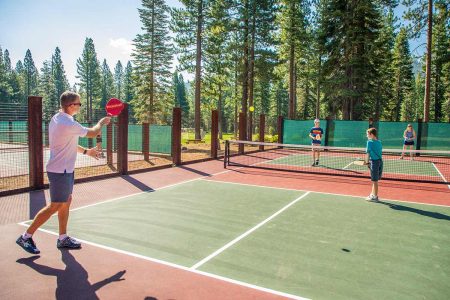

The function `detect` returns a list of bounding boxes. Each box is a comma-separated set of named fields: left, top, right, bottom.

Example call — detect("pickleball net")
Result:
left=224, top=140, right=450, bottom=185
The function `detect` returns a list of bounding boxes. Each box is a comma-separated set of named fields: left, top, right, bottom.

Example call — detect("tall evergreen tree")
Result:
left=173, top=70, right=189, bottom=125
left=171, top=0, right=207, bottom=139
left=23, top=49, right=39, bottom=99
left=114, top=61, right=124, bottom=100
left=123, top=61, right=135, bottom=103
left=76, top=37, right=101, bottom=121
left=52, top=47, right=69, bottom=100
left=100, top=59, right=115, bottom=111
left=133, top=0, right=173, bottom=123
left=40, top=60, right=58, bottom=120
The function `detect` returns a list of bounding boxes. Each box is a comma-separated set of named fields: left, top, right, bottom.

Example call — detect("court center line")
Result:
left=431, top=162, right=450, bottom=190
left=17, top=225, right=309, bottom=300
left=203, top=178, right=450, bottom=208
left=191, top=192, right=311, bottom=270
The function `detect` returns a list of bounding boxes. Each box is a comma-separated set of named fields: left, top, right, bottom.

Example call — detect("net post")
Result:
left=142, top=122, right=149, bottom=161
left=211, top=110, right=218, bottom=158
left=106, top=122, right=113, bottom=166
left=224, top=140, right=229, bottom=168
left=8, top=120, right=13, bottom=143
left=324, top=116, right=331, bottom=146
left=239, top=112, right=246, bottom=154
left=259, top=114, right=265, bottom=151
left=117, top=103, right=128, bottom=175
left=28, top=96, right=44, bottom=190
left=172, top=107, right=182, bottom=165
left=277, top=115, right=284, bottom=144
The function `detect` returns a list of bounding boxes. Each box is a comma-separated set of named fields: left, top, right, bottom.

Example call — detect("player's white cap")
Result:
left=314, top=118, right=320, bottom=123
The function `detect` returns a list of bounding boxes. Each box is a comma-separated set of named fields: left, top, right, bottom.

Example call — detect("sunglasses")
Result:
left=70, top=103, right=82, bottom=107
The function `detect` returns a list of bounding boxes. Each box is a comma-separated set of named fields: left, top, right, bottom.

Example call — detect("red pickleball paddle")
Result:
left=105, top=98, right=124, bottom=117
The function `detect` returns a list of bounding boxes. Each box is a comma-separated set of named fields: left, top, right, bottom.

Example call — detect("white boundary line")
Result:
left=17, top=224, right=309, bottom=300
left=431, top=162, right=450, bottom=190
left=191, top=192, right=310, bottom=270
left=202, top=179, right=450, bottom=208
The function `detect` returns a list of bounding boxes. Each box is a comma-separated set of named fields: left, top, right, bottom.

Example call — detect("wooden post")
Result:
left=172, top=107, right=182, bottom=165
left=142, top=122, right=149, bottom=161
left=324, top=116, right=331, bottom=147
left=211, top=110, right=218, bottom=159
left=259, top=114, right=265, bottom=151
left=239, top=112, right=246, bottom=154
left=8, top=120, right=13, bottom=143
left=28, top=96, right=44, bottom=190
left=106, top=123, right=113, bottom=166
left=117, top=104, right=128, bottom=175
left=277, top=115, right=284, bottom=144
left=417, top=118, right=423, bottom=153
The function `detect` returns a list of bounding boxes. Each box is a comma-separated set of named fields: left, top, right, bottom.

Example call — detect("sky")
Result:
left=0, top=0, right=425, bottom=86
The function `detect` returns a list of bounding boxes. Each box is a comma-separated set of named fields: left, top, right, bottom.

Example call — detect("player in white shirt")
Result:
left=16, top=91, right=110, bottom=254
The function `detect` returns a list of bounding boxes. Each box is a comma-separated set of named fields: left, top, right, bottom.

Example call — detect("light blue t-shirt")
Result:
left=366, top=139, right=382, bottom=160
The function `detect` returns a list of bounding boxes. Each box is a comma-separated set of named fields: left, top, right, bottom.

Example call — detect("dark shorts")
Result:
left=404, top=140, right=414, bottom=146
left=47, top=172, right=74, bottom=202
left=369, top=159, right=383, bottom=182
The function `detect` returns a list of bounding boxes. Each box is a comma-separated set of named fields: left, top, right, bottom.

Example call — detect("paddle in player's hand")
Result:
left=96, top=98, right=125, bottom=157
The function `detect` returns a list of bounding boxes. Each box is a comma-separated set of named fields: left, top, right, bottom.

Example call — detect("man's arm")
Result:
left=77, top=145, right=100, bottom=160
left=85, top=117, right=111, bottom=138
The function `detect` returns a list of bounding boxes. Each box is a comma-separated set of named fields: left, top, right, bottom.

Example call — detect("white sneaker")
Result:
left=366, top=195, right=379, bottom=202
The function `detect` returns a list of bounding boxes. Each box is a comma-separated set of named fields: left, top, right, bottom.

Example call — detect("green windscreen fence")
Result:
left=421, top=122, right=450, bottom=150
left=327, top=120, right=368, bottom=147
left=283, top=119, right=316, bottom=145
left=377, top=121, right=418, bottom=149
left=150, top=125, right=172, bottom=154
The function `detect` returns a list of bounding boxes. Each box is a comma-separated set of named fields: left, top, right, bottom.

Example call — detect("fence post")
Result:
left=28, top=96, right=44, bottom=190
left=117, top=103, right=128, bottom=175
left=211, top=110, right=218, bottom=159
left=259, top=114, right=265, bottom=150
left=416, top=118, right=423, bottom=153
left=239, top=112, right=246, bottom=154
left=277, top=116, right=284, bottom=144
left=172, top=107, right=182, bottom=165
left=106, top=122, right=113, bottom=166
left=142, top=122, right=149, bottom=161
left=324, top=116, right=331, bottom=146
left=87, top=121, right=93, bottom=148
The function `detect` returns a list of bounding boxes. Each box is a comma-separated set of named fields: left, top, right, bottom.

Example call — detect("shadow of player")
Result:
left=17, top=249, right=126, bottom=299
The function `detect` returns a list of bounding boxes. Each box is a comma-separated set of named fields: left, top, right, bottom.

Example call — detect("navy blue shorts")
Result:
left=47, top=172, right=74, bottom=202
left=369, top=160, right=383, bottom=182
left=404, top=140, right=414, bottom=146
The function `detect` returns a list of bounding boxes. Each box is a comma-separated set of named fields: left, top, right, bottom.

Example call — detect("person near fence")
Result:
left=364, top=127, right=383, bottom=202
left=309, top=119, right=324, bottom=166
left=400, top=124, right=416, bottom=160
left=16, top=91, right=110, bottom=254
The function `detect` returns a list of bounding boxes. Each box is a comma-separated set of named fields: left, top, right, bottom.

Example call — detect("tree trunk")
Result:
left=194, top=0, right=203, bottom=140
left=423, top=0, right=432, bottom=122
left=248, top=0, right=256, bottom=139
left=218, top=83, right=223, bottom=139
left=241, top=0, right=249, bottom=140
left=316, top=57, right=321, bottom=119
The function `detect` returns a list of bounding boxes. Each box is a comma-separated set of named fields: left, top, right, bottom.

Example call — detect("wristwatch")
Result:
left=83, top=149, right=87, bottom=155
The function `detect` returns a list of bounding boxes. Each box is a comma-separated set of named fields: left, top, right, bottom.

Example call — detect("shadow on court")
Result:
left=378, top=201, right=450, bottom=221
left=16, top=250, right=126, bottom=299
left=122, top=175, right=154, bottom=192
left=29, top=190, right=47, bottom=219
left=179, top=165, right=211, bottom=177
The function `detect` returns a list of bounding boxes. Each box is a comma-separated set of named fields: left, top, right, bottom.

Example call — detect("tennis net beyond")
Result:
left=224, top=140, right=450, bottom=185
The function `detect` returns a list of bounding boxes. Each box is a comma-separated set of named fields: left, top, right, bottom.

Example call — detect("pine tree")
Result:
left=76, top=37, right=101, bottom=121
left=391, top=28, right=414, bottom=121
left=114, top=61, right=124, bottom=100
left=173, top=70, right=189, bottom=126
left=133, top=0, right=173, bottom=123
left=23, top=49, right=39, bottom=99
left=52, top=47, right=69, bottom=101
left=123, top=61, right=135, bottom=103
left=171, top=0, right=206, bottom=139
left=40, top=60, right=58, bottom=120
left=100, top=59, right=115, bottom=111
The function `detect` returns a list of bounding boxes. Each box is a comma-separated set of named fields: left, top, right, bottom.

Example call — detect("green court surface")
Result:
left=267, top=154, right=442, bottom=177
left=33, top=180, right=450, bottom=300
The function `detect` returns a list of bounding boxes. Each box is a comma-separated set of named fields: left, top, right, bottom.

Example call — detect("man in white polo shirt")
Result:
left=16, top=91, right=110, bottom=254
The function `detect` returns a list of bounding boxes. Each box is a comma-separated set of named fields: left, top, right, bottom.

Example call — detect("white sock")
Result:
left=22, top=232, right=32, bottom=240
left=59, top=234, right=67, bottom=241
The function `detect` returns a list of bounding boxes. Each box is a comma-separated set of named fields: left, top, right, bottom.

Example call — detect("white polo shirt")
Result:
left=46, top=111, right=88, bottom=173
